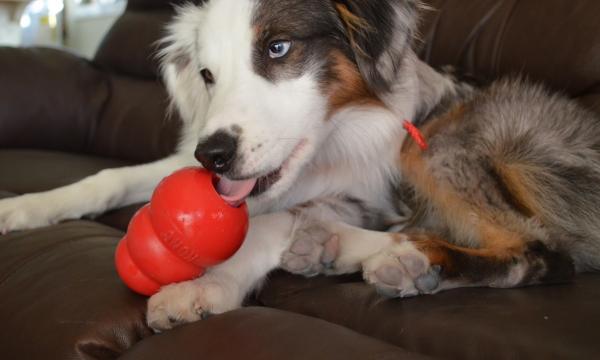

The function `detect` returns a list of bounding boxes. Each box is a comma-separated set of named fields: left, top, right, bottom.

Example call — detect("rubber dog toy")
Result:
left=115, top=168, right=250, bottom=296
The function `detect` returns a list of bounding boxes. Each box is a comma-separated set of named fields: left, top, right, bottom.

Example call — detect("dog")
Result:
left=1, top=0, right=600, bottom=332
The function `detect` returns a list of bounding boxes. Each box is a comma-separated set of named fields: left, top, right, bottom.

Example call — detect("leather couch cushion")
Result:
left=0, top=221, right=150, bottom=359
left=0, top=222, right=429, bottom=360
left=94, top=0, right=198, bottom=78
left=95, top=10, right=173, bottom=80
left=0, top=47, right=109, bottom=152
left=0, top=149, right=141, bottom=231
left=258, top=271, right=600, bottom=359
left=0, top=191, right=15, bottom=200
left=122, top=307, right=429, bottom=360
left=89, top=75, right=181, bottom=163
left=419, top=0, right=600, bottom=103
left=0, top=47, right=180, bottom=163
left=95, top=204, right=145, bottom=232
left=0, top=149, right=130, bottom=194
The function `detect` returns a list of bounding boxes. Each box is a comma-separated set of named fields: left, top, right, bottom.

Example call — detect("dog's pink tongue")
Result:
left=216, top=177, right=257, bottom=207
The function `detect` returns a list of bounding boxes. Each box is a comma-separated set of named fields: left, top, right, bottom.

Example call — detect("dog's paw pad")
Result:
left=414, top=265, right=441, bottom=293
left=281, top=254, right=317, bottom=275
left=281, top=222, right=340, bottom=276
left=289, top=238, right=315, bottom=255
left=363, top=239, right=440, bottom=298
left=374, top=265, right=406, bottom=286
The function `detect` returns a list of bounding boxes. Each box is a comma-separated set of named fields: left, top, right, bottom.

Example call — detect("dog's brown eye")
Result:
left=200, top=69, right=215, bottom=85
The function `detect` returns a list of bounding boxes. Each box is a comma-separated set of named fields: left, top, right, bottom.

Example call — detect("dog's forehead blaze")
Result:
left=194, top=0, right=256, bottom=68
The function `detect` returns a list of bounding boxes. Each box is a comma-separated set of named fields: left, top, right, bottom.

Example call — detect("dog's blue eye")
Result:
left=268, top=40, right=291, bottom=59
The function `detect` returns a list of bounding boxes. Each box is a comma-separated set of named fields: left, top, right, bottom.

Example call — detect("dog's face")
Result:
left=161, top=0, right=419, bottom=202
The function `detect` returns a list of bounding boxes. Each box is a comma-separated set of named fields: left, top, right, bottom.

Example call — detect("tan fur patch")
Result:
left=400, top=106, right=527, bottom=256
left=326, top=51, right=382, bottom=116
left=334, top=3, right=373, bottom=58
left=493, top=161, right=542, bottom=218
left=401, top=104, right=466, bottom=155
left=395, top=231, right=522, bottom=276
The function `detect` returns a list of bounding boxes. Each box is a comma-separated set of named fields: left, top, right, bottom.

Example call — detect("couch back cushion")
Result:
left=419, top=0, right=600, bottom=115
left=0, top=48, right=109, bottom=153
left=88, top=0, right=193, bottom=163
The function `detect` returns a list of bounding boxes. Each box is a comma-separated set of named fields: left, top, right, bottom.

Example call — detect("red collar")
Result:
left=403, top=120, right=428, bottom=151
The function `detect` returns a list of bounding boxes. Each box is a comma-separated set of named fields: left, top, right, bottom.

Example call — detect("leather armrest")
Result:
left=0, top=47, right=109, bottom=152
left=121, top=307, right=430, bottom=360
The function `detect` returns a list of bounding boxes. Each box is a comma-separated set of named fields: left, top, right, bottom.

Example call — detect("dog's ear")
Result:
left=333, top=0, right=421, bottom=93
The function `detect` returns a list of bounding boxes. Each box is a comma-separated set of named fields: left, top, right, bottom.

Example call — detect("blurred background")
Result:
left=0, top=0, right=125, bottom=58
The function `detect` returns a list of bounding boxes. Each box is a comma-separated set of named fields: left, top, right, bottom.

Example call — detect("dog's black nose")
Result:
left=195, top=131, right=238, bottom=174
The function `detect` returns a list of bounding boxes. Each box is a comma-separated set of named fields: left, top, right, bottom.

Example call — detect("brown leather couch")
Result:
left=1, top=0, right=599, bottom=359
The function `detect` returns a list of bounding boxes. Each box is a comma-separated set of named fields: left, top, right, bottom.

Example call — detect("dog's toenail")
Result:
left=200, top=311, right=214, bottom=320
left=320, top=235, right=339, bottom=265
left=375, top=285, right=401, bottom=298
left=322, top=260, right=335, bottom=269
left=302, top=268, right=320, bottom=277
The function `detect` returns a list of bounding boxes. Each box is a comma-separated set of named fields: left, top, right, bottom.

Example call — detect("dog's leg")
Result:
left=357, top=112, right=577, bottom=297
left=282, top=223, right=575, bottom=297
left=278, top=196, right=392, bottom=276
left=147, top=211, right=296, bottom=331
left=280, top=216, right=574, bottom=297
left=281, top=220, right=394, bottom=276
left=146, top=196, right=385, bottom=331
left=0, top=153, right=194, bottom=233
left=362, top=230, right=575, bottom=297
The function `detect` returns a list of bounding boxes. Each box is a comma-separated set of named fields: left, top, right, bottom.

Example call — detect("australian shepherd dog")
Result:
left=2, top=0, right=599, bottom=331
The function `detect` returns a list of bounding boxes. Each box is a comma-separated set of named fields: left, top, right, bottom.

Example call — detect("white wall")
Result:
left=0, top=0, right=124, bottom=59
left=63, top=0, right=125, bottom=58
left=0, top=1, right=28, bottom=46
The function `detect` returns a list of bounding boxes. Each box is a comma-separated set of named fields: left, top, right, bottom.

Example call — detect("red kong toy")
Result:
left=115, top=167, right=252, bottom=296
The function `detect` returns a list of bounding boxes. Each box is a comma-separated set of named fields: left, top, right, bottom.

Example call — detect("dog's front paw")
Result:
left=0, top=194, right=58, bottom=234
left=280, top=221, right=343, bottom=276
left=362, top=235, right=441, bottom=298
left=146, top=274, right=243, bottom=332
left=281, top=221, right=367, bottom=276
